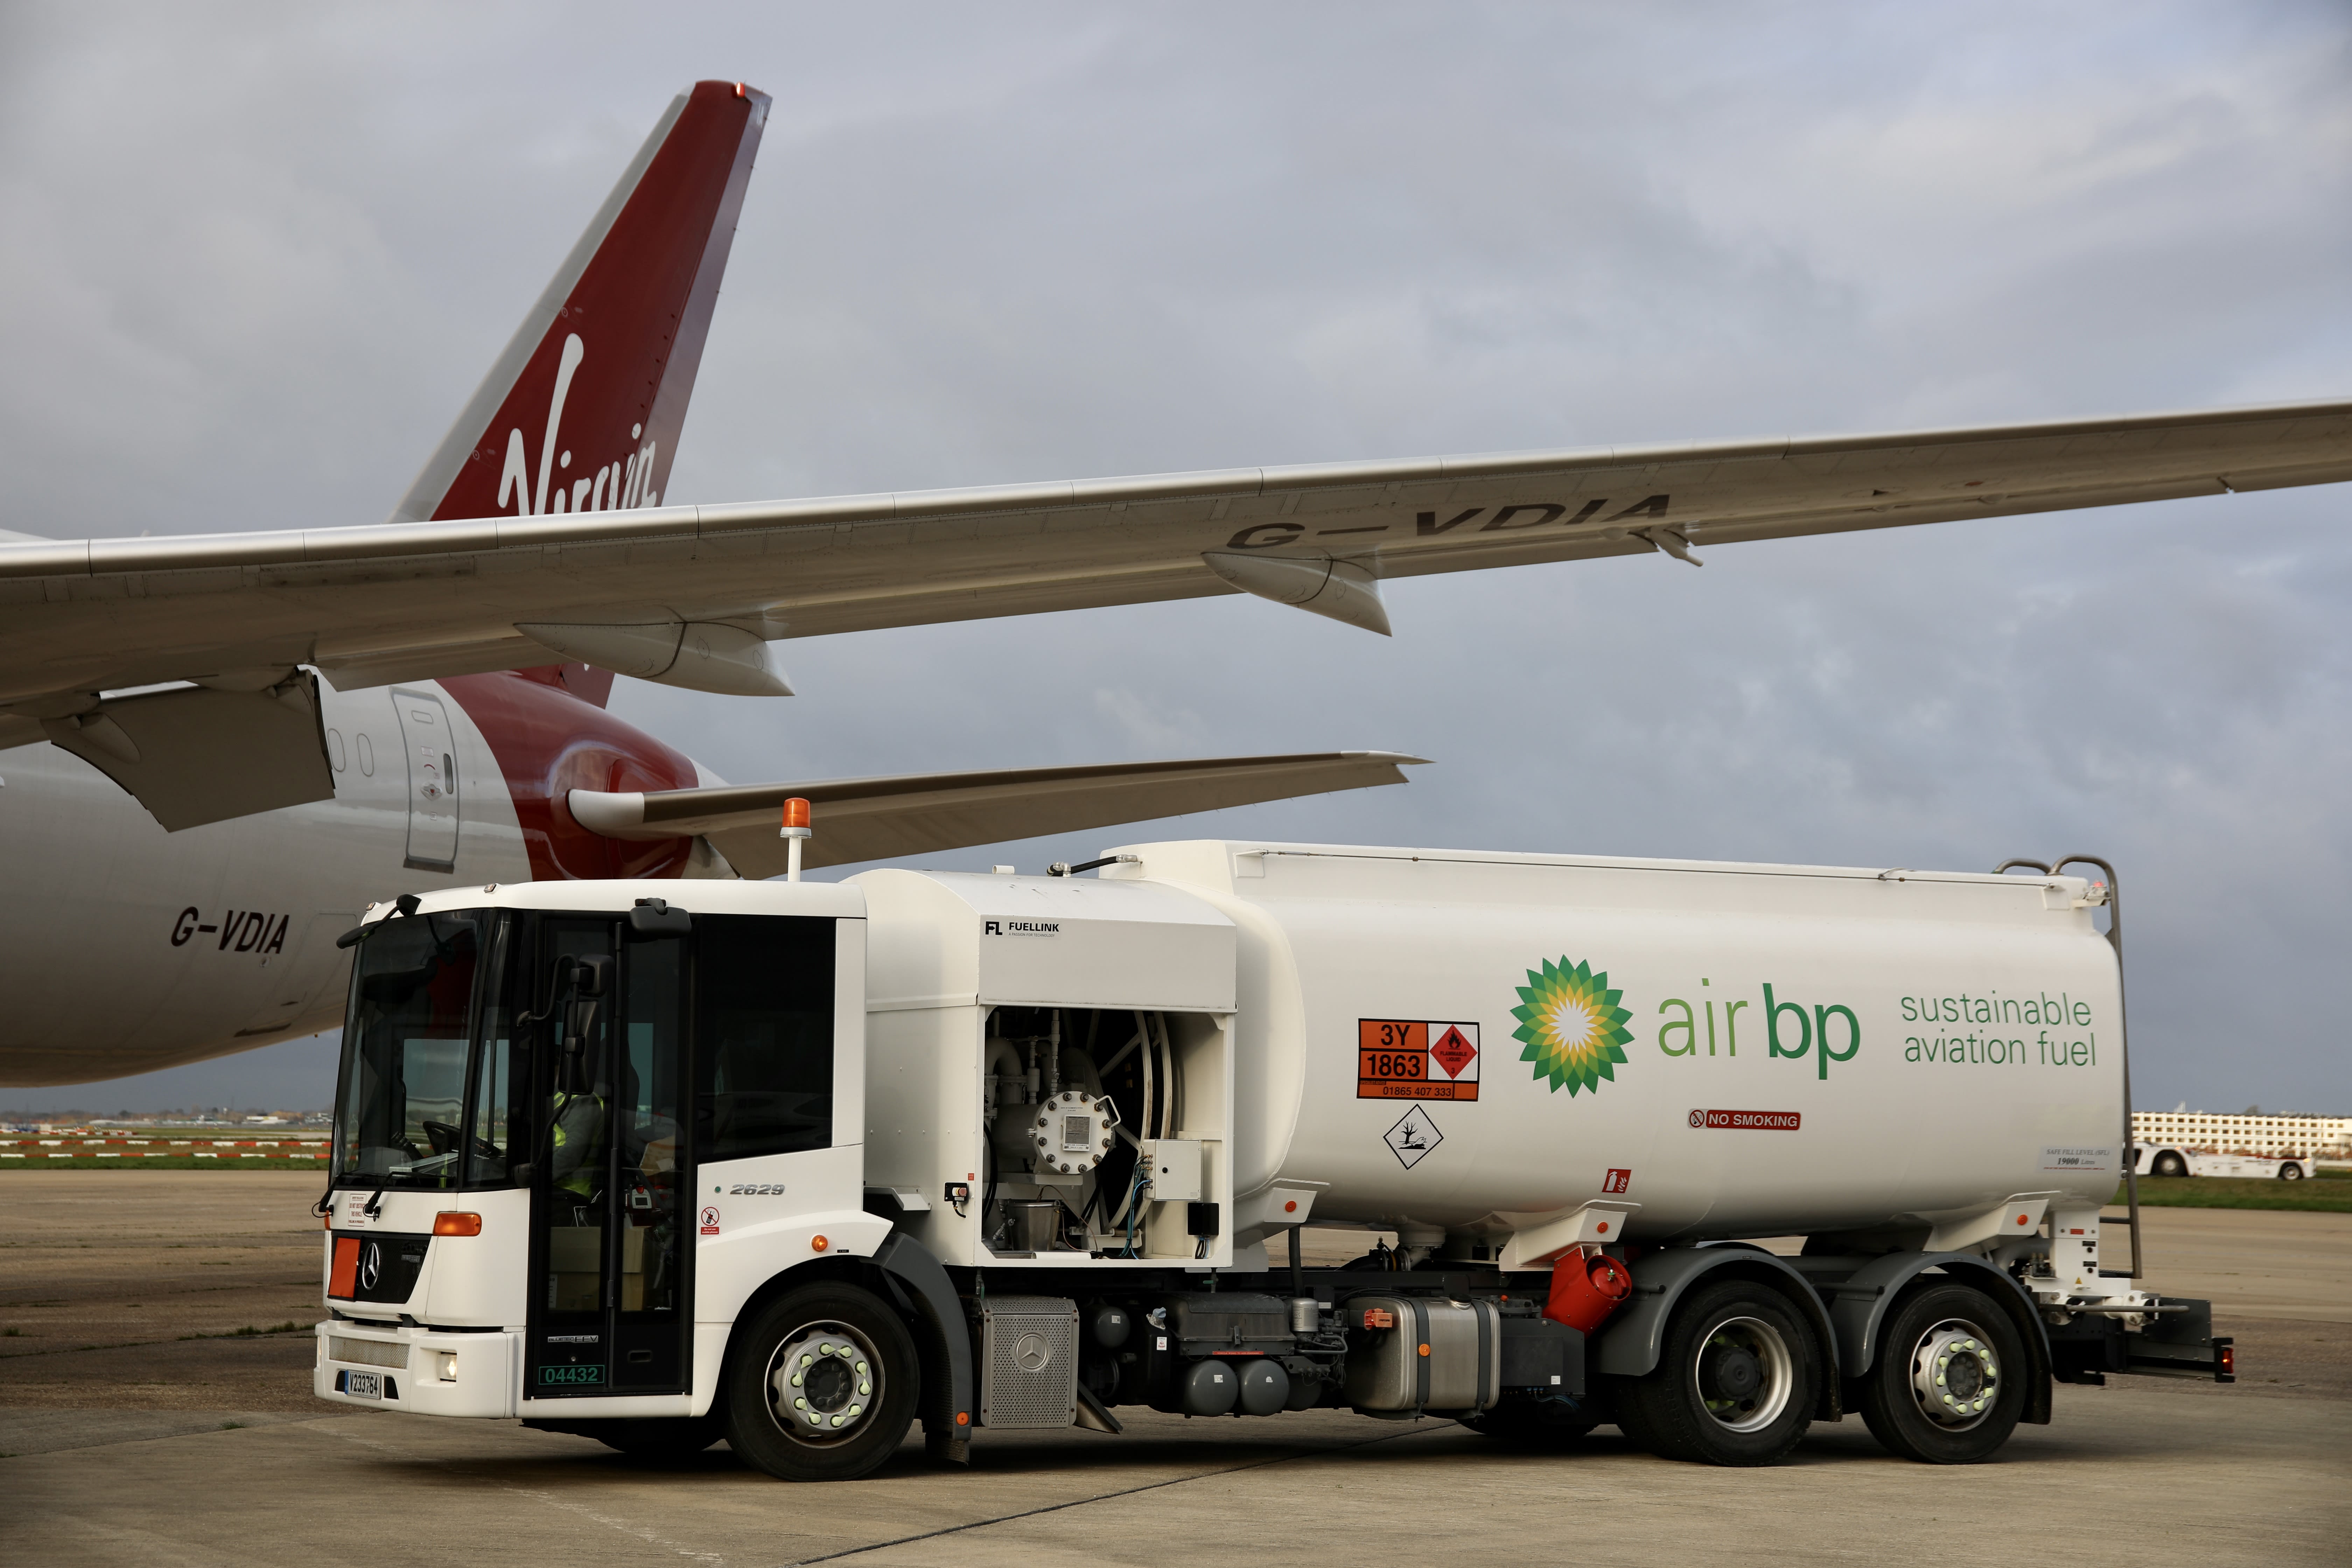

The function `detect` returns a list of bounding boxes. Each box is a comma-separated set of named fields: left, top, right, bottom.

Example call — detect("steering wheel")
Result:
left=421, top=1120, right=505, bottom=1162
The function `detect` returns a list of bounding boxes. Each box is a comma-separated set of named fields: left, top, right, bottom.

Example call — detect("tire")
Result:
left=1461, top=1401, right=1601, bottom=1447
left=1856, top=1283, right=2028, bottom=1464
left=2279, top=1163, right=2305, bottom=1181
left=1613, top=1280, right=1818, bottom=1466
left=723, top=1282, right=919, bottom=1482
left=589, top=1414, right=727, bottom=1458
left=2151, top=1151, right=2188, bottom=1178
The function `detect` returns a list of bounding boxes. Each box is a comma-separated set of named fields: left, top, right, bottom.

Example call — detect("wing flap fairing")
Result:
left=39, top=673, right=334, bottom=831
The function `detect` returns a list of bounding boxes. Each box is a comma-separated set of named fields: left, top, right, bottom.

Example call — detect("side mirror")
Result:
left=573, top=953, right=612, bottom=997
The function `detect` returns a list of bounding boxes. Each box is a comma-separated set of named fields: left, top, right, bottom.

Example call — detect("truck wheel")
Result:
left=1615, top=1280, right=1817, bottom=1465
left=2151, top=1151, right=2188, bottom=1178
left=1857, top=1284, right=2026, bottom=1464
left=723, top=1283, right=918, bottom=1482
left=2278, top=1162, right=2304, bottom=1181
left=590, top=1414, right=727, bottom=1457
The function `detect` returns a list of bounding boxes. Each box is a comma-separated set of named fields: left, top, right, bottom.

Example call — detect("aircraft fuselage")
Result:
left=0, top=670, right=709, bottom=1086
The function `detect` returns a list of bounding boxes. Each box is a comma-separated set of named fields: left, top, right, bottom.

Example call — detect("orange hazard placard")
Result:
left=1357, top=1019, right=1479, bottom=1100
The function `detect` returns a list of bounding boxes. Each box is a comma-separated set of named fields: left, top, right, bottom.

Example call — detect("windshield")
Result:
left=333, top=911, right=486, bottom=1189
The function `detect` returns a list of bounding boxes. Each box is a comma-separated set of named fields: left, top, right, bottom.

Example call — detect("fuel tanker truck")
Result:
left=312, top=834, right=2231, bottom=1478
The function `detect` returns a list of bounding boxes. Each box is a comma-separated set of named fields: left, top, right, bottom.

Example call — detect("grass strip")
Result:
left=0, top=1157, right=326, bottom=1170
left=181, top=1321, right=306, bottom=1340
left=2113, top=1178, right=2352, bottom=1213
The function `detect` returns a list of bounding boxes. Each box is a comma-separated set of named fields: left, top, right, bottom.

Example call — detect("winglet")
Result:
left=387, top=80, right=770, bottom=525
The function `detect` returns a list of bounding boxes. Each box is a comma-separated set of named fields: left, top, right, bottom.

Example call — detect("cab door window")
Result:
left=540, top=922, right=616, bottom=1329
left=614, top=932, right=690, bottom=1387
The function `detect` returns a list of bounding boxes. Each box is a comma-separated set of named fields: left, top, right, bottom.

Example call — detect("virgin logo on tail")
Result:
left=390, top=81, right=767, bottom=526
left=493, top=334, right=661, bottom=517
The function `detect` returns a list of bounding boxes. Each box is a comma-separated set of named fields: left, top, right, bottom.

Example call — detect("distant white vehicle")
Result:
left=2132, top=1144, right=2311, bottom=1180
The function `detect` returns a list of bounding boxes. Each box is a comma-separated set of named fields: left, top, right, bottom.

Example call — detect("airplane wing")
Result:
left=566, top=750, right=1427, bottom=874
left=4, top=397, right=2348, bottom=716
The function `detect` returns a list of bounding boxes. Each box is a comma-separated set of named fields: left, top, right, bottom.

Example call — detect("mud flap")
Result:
left=872, top=1233, right=973, bottom=1463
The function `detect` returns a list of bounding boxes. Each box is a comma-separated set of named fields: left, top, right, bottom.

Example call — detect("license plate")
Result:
left=344, top=1368, right=383, bottom=1400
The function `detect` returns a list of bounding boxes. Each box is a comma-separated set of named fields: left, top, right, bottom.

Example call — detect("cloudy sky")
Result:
left=3, top=3, right=2348, bottom=1116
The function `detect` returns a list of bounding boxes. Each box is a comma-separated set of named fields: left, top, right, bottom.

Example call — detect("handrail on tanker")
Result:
left=1995, top=853, right=2143, bottom=1280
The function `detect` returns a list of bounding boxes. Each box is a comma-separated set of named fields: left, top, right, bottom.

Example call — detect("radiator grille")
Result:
left=979, top=1296, right=1078, bottom=1429
left=329, top=1336, right=409, bottom=1369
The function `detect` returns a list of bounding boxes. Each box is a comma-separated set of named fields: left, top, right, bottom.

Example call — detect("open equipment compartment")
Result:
left=852, top=869, right=1237, bottom=1269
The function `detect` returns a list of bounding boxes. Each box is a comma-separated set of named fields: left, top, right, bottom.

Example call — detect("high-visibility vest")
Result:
left=550, top=1093, right=606, bottom=1197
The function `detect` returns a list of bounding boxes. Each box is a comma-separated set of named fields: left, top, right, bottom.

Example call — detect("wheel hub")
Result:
left=769, top=1324, right=878, bottom=1442
left=1694, top=1316, right=1793, bottom=1433
left=1702, top=1344, right=1762, bottom=1401
left=1909, top=1318, right=2000, bottom=1430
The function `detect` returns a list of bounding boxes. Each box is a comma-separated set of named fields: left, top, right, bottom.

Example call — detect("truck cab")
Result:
left=317, top=879, right=873, bottom=1435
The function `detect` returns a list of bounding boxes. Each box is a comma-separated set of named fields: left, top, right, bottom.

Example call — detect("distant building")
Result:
left=2132, top=1110, right=2351, bottom=1157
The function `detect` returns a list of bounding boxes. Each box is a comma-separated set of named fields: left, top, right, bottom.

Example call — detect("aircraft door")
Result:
left=390, top=687, right=460, bottom=872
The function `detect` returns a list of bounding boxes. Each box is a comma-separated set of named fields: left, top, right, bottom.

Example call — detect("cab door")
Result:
left=522, top=917, right=694, bottom=1398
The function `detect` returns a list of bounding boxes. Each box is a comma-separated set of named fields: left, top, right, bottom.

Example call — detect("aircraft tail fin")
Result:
left=387, top=80, right=769, bottom=525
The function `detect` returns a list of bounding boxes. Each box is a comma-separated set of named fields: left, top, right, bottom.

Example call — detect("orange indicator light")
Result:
left=811, top=1234, right=829, bottom=1252
left=433, top=1212, right=483, bottom=1237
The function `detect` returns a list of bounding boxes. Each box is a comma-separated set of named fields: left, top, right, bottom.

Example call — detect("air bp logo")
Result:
left=1514, top=958, right=1633, bottom=1096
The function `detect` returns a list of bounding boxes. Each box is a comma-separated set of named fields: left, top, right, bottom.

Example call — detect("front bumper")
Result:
left=313, top=1321, right=519, bottom=1418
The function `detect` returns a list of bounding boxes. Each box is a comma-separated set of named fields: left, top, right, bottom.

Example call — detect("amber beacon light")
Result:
left=780, top=797, right=813, bottom=883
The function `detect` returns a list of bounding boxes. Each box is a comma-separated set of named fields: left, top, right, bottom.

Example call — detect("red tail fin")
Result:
left=388, top=80, right=770, bottom=524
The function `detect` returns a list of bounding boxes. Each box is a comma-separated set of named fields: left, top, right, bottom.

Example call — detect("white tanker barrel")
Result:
left=1107, top=841, right=2124, bottom=1254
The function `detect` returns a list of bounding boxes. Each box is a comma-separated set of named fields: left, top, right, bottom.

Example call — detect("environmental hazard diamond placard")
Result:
left=1384, top=1105, right=1444, bottom=1169
left=1357, top=1019, right=1479, bottom=1100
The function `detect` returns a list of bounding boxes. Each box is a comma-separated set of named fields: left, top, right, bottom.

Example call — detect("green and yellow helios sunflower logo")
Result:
left=1513, top=958, right=1633, bottom=1095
